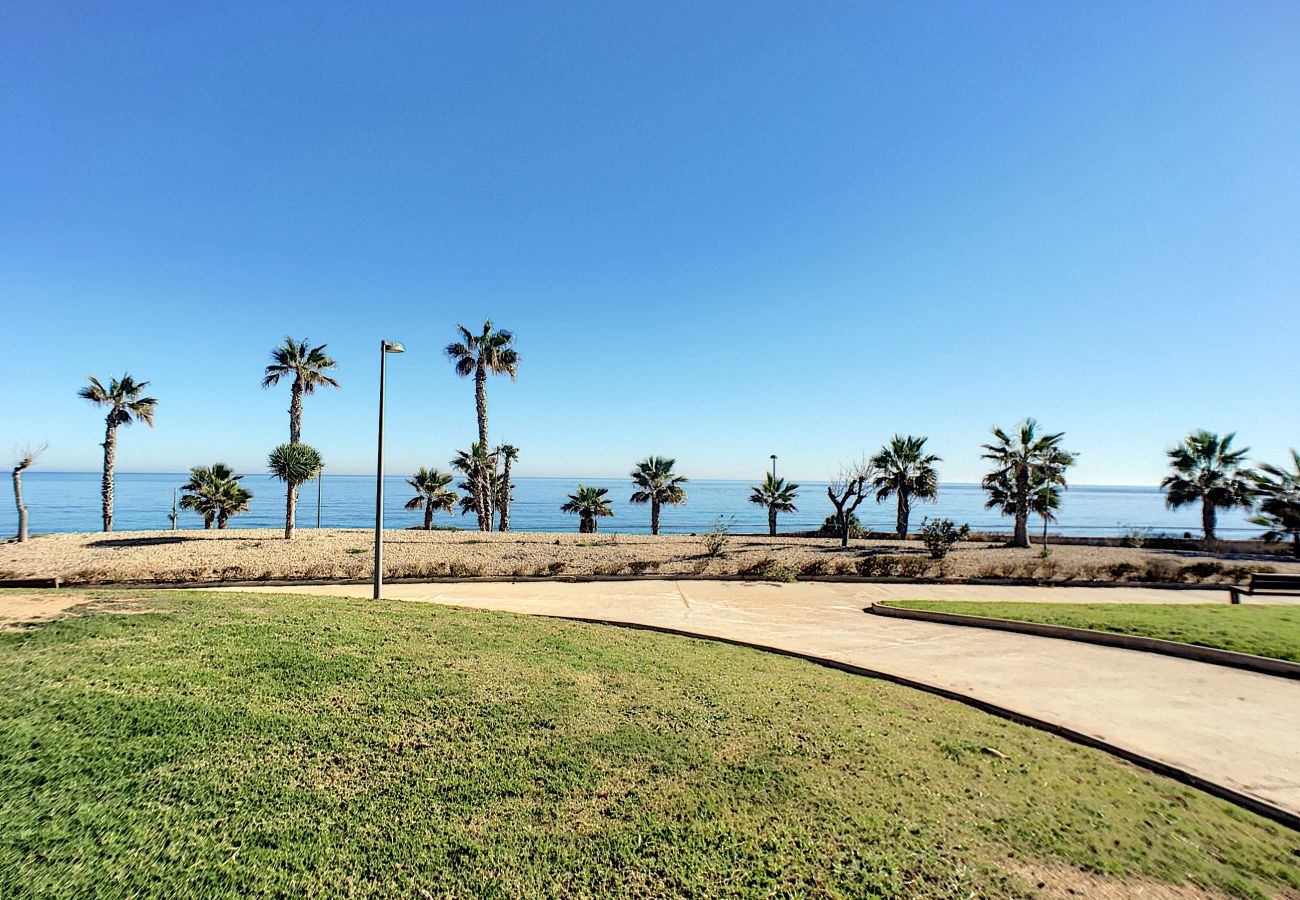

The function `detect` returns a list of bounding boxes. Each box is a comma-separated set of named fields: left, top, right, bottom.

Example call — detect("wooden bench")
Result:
left=1229, top=573, right=1300, bottom=604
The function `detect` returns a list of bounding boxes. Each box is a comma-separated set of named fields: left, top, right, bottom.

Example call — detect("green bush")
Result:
left=919, top=518, right=970, bottom=560
left=818, top=513, right=864, bottom=539
left=744, top=558, right=796, bottom=582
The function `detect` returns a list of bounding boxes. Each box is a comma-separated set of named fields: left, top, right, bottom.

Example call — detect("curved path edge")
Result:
left=555, top=613, right=1300, bottom=832
left=868, top=602, right=1300, bottom=679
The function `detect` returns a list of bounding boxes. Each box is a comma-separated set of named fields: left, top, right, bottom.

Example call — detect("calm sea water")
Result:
left=1, top=472, right=1262, bottom=538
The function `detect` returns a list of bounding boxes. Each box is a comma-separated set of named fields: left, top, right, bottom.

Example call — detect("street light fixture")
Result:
left=374, top=340, right=405, bottom=600
left=770, top=454, right=777, bottom=481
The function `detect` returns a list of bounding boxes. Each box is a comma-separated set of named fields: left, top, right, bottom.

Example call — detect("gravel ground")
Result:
left=2, top=529, right=1296, bottom=584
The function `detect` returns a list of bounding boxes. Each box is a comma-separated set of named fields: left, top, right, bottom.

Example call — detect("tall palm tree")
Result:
left=981, top=419, right=1074, bottom=548
left=78, top=374, right=158, bottom=532
left=405, top=467, right=458, bottom=530
left=496, top=444, right=518, bottom=531
left=748, top=473, right=799, bottom=536
left=261, top=337, right=340, bottom=444
left=268, top=442, right=323, bottom=540
left=870, top=435, right=941, bottom=539
left=561, top=484, right=615, bottom=533
left=451, top=443, right=497, bottom=530
left=446, top=320, right=519, bottom=529
left=629, top=456, right=688, bottom=535
left=1161, top=431, right=1254, bottom=544
left=1251, top=450, right=1300, bottom=557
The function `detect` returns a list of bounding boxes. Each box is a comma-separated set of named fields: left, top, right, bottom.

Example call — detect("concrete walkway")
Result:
left=230, top=580, right=1300, bottom=822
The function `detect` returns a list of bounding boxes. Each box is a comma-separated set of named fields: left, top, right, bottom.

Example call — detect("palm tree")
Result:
left=1161, top=431, right=1254, bottom=544
left=405, top=467, right=458, bottom=530
left=451, top=443, right=497, bottom=530
left=1251, top=450, right=1300, bottom=557
left=629, top=456, right=688, bottom=535
left=870, top=435, right=941, bottom=539
left=981, top=419, right=1074, bottom=548
left=561, top=484, right=615, bottom=533
left=78, top=374, right=158, bottom=532
left=268, top=443, right=323, bottom=540
left=261, top=337, right=340, bottom=444
left=179, top=465, right=221, bottom=528
left=446, top=320, right=519, bottom=529
left=748, top=473, right=799, bottom=536
left=496, top=444, right=518, bottom=531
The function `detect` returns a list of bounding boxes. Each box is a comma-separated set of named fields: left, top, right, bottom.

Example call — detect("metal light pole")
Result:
left=374, top=340, right=405, bottom=599
left=317, top=464, right=324, bottom=528
left=770, top=454, right=777, bottom=481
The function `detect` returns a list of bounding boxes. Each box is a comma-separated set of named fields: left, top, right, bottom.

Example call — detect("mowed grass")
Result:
left=890, top=601, right=1300, bottom=662
left=0, top=591, right=1297, bottom=899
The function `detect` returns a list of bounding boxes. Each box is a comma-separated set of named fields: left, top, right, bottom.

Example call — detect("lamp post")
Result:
left=770, top=454, right=777, bottom=481
left=317, top=464, right=324, bottom=528
left=374, top=340, right=405, bottom=599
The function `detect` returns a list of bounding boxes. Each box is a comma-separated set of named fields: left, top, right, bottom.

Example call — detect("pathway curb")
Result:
left=868, top=602, right=1300, bottom=680
left=549, top=613, right=1300, bottom=833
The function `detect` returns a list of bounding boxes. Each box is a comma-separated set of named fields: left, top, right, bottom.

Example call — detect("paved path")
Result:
left=231, top=580, right=1300, bottom=821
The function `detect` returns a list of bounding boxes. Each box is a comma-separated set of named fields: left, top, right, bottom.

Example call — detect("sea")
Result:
left=1, top=472, right=1263, bottom=539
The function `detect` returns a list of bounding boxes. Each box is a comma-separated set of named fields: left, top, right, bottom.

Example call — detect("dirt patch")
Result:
left=0, top=591, right=160, bottom=631
left=1008, top=861, right=1237, bottom=899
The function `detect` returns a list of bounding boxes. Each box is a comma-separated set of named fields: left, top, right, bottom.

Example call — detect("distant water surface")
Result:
left=1, top=472, right=1263, bottom=538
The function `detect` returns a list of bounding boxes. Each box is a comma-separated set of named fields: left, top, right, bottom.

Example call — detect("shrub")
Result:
left=627, top=560, right=659, bottom=575
left=1106, top=561, right=1141, bottom=581
left=800, top=558, right=831, bottom=577
left=1137, top=559, right=1180, bottom=583
left=703, top=516, right=734, bottom=558
left=743, top=557, right=796, bottom=582
left=919, top=518, right=970, bottom=560
left=818, top=513, right=864, bottom=539
left=448, top=560, right=485, bottom=578
left=1179, top=561, right=1225, bottom=582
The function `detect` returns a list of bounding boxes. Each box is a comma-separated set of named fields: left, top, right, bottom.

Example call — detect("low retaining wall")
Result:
left=868, top=602, right=1300, bottom=680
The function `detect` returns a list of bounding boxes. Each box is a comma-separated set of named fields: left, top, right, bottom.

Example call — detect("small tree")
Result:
left=919, top=517, right=970, bottom=560
left=1161, top=431, right=1254, bottom=544
left=629, top=455, right=688, bottom=535
left=981, top=419, right=1074, bottom=548
left=826, top=460, right=878, bottom=548
left=748, top=474, right=799, bottom=536
left=496, top=444, right=519, bottom=532
left=561, top=484, right=614, bottom=533
left=405, top=467, right=458, bottom=530
left=703, top=516, right=734, bottom=557
left=870, top=435, right=940, bottom=539
left=11, top=443, right=47, bottom=542
left=268, top=443, right=323, bottom=540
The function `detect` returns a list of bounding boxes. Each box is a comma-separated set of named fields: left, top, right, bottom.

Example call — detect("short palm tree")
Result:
left=78, top=374, right=158, bottom=532
left=981, top=419, right=1074, bottom=548
left=446, top=321, right=519, bottom=529
left=261, top=337, right=340, bottom=444
left=451, top=443, right=497, bottom=530
left=496, top=444, right=518, bottom=531
left=629, top=456, right=688, bottom=535
left=561, top=484, right=615, bottom=533
left=405, top=467, right=458, bottom=530
left=870, top=435, right=940, bottom=539
left=1161, top=431, right=1254, bottom=544
left=180, top=463, right=252, bottom=529
left=268, top=442, right=323, bottom=540
left=1250, top=450, right=1300, bottom=556
left=748, top=473, right=799, bottom=536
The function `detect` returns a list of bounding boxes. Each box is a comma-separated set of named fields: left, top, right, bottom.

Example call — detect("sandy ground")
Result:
left=0, top=590, right=157, bottom=630
left=2, top=528, right=1297, bottom=585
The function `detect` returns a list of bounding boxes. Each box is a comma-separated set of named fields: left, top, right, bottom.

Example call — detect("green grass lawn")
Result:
left=888, top=601, right=1300, bottom=662
left=1, top=590, right=1297, bottom=899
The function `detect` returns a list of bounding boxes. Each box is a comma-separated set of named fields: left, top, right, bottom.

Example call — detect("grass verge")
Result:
left=888, top=601, right=1300, bottom=663
left=1, top=589, right=1297, bottom=898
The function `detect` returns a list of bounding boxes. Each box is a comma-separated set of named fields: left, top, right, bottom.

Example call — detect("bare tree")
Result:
left=826, top=458, right=878, bottom=548
left=12, top=443, right=48, bottom=542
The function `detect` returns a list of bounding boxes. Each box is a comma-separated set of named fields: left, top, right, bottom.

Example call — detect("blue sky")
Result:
left=2, top=1, right=1297, bottom=484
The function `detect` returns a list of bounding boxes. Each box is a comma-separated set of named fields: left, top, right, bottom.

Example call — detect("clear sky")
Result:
left=2, top=1, right=1297, bottom=485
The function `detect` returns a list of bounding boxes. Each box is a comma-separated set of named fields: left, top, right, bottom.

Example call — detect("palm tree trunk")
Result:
left=498, top=456, right=512, bottom=532
left=472, top=362, right=491, bottom=531
left=424, top=503, right=433, bottom=530
left=1202, top=500, right=1216, bottom=544
left=580, top=514, right=594, bottom=534
left=101, top=420, right=117, bottom=532
left=218, top=513, right=228, bottom=530
left=204, top=514, right=213, bottom=530
left=768, top=506, right=777, bottom=537
left=13, top=465, right=28, bottom=542
left=285, top=482, right=298, bottom=540
left=1012, top=468, right=1029, bottom=548
left=290, top=380, right=304, bottom=444
left=896, top=492, right=910, bottom=540
left=651, top=499, right=660, bottom=536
